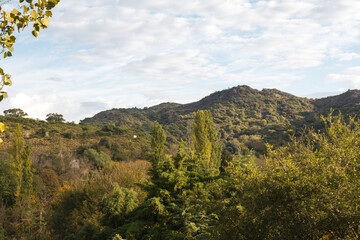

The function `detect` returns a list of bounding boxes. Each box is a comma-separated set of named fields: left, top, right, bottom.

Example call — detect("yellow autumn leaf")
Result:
left=0, top=122, right=7, bottom=132
left=42, top=17, right=49, bottom=27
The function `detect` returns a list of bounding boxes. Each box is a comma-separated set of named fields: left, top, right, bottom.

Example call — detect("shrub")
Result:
left=84, top=149, right=111, bottom=168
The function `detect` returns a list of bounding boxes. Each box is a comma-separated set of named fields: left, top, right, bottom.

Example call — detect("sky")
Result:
left=1, top=0, right=360, bottom=122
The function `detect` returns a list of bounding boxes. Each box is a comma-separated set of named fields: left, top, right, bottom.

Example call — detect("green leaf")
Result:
left=0, top=68, right=4, bottom=75
left=32, top=30, right=39, bottom=37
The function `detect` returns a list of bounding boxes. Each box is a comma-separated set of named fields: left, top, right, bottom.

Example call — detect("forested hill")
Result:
left=2, top=87, right=360, bottom=239
left=81, top=85, right=358, bottom=153
left=314, top=89, right=360, bottom=114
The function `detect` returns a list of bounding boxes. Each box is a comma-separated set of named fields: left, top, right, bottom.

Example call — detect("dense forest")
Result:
left=0, top=86, right=360, bottom=239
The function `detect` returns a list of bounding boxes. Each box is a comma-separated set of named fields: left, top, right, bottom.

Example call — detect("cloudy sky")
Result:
left=1, top=0, right=360, bottom=122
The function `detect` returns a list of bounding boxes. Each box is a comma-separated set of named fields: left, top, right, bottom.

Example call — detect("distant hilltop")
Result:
left=82, top=85, right=360, bottom=151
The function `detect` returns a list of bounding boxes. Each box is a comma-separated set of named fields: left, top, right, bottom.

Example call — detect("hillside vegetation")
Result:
left=0, top=116, right=151, bottom=181
left=1, top=86, right=360, bottom=239
left=83, top=85, right=358, bottom=154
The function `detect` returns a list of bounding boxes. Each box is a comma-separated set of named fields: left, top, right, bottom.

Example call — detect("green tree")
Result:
left=46, top=113, right=65, bottom=122
left=3, top=108, right=28, bottom=117
left=0, top=156, right=16, bottom=205
left=225, top=114, right=360, bottom=239
left=6, top=124, right=34, bottom=239
left=48, top=160, right=149, bottom=240
left=101, top=184, right=139, bottom=228
left=192, top=110, right=221, bottom=175
left=84, top=148, right=111, bottom=169
left=146, top=121, right=174, bottom=195
left=107, top=114, right=224, bottom=239
left=21, top=145, right=32, bottom=198
left=8, top=124, right=32, bottom=199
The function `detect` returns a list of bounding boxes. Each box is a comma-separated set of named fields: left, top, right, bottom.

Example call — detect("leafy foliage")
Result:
left=48, top=160, right=149, bottom=240
left=224, top=114, right=360, bottom=239
left=46, top=113, right=65, bottom=123
left=0, top=115, right=151, bottom=239
left=101, top=184, right=139, bottom=228
left=192, top=110, right=221, bottom=175
left=0, top=156, right=15, bottom=205
left=8, top=124, right=32, bottom=199
left=97, top=111, right=224, bottom=239
left=84, top=148, right=111, bottom=169
left=75, top=112, right=360, bottom=240
left=3, top=108, right=28, bottom=117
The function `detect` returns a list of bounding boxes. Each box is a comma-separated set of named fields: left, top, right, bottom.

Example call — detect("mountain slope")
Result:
left=314, top=89, right=360, bottom=114
left=82, top=86, right=326, bottom=153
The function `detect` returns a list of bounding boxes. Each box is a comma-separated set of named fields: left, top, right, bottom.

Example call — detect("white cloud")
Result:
left=122, top=50, right=226, bottom=83
left=2, top=91, right=115, bottom=122
left=8, top=92, right=67, bottom=120
left=46, top=0, right=360, bottom=69
left=326, top=66, right=360, bottom=88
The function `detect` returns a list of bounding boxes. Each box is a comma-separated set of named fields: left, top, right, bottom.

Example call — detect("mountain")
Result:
left=79, top=86, right=320, bottom=153
left=81, top=86, right=360, bottom=153
left=314, top=89, right=360, bottom=114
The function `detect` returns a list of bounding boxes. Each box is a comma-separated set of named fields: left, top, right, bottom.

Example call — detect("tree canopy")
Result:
left=1, top=109, right=360, bottom=239
left=46, top=113, right=65, bottom=122
left=4, top=108, right=27, bottom=117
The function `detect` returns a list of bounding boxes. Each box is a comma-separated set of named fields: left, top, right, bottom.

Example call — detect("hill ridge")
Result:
left=81, top=85, right=360, bottom=152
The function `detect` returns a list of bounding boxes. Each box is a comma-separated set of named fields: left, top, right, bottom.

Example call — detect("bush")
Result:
left=84, top=149, right=111, bottom=168
left=62, top=132, right=75, bottom=139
